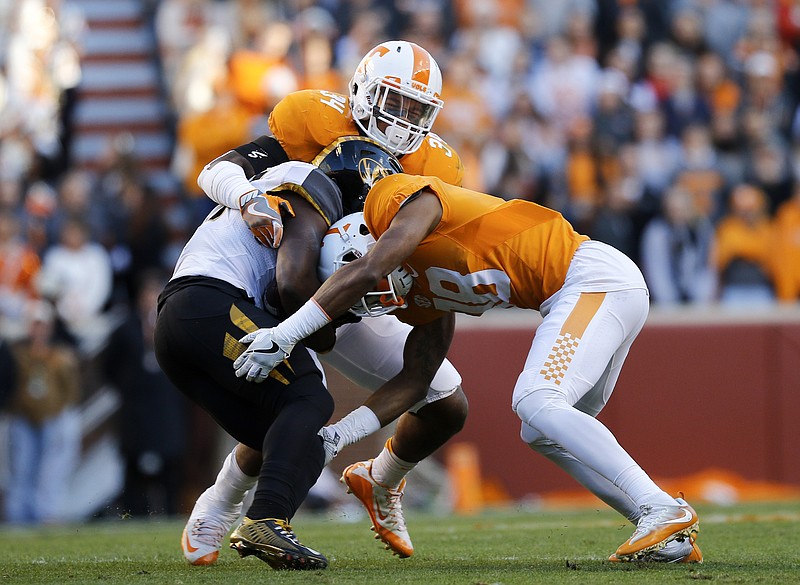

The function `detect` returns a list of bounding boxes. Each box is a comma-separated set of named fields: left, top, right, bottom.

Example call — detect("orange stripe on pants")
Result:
left=560, top=292, right=606, bottom=338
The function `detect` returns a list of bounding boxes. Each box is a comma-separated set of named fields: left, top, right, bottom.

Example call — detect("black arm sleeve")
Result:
left=230, top=135, right=290, bottom=179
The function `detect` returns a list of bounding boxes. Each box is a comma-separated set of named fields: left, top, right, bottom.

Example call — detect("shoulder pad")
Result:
left=251, top=161, right=343, bottom=226
left=269, top=90, right=356, bottom=162
left=400, top=133, right=464, bottom=186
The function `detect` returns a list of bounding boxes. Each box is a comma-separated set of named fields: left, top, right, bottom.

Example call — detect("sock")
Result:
left=370, top=438, right=416, bottom=489
left=614, top=464, right=677, bottom=516
left=212, top=448, right=257, bottom=505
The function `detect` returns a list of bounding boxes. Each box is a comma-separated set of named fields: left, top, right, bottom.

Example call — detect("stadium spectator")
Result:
left=227, top=21, right=299, bottom=115
left=669, top=5, right=710, bottom=58
left=45, top=169, right=109, bottom=245
left=298, top=31, right=345, bottom=92
left=714, top=183, right=777, bottom=305
left=661, top=55, right=711, bottom=138
left=743, top=139, right=795, bottom=214
left=35, top=217, right=113, bottom=354
left=3, top=299, right=81, bottom=524
left=640, top=185, right=717, bottom=305
left=103, top=270, right=189, bottom=517
left=528, top=34, right=600, bottom=135
left=435, top=51, right=494, bottom=190
left=0, top=210, right=41, bottom=341
left=172, top=86, right=254, bottom=201
left=480, top=112, right=541, bottom=202
left=628, top=108, right=682, bottom=199
left=591, top=68, right=635, bottom=154
left=772, top=181, right=800, bottom=302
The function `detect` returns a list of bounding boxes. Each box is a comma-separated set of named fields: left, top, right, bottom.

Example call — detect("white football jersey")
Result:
left=172, top=161, right=342, bottom=308
left=171, top=204, right=276, bottom=308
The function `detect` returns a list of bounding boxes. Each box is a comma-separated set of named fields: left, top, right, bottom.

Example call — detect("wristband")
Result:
left=327, top=406, right=382, bottom=448
left=278, top=299, right=331, bottom=345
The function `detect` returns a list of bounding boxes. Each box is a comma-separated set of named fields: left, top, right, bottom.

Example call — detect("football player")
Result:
left=234, top=173, right=704, bottom=564
left=181, top=41, right=468, bottom=564
left=154, top=162, right=346, bottom=569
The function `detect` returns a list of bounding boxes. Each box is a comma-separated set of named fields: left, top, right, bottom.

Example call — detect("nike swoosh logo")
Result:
left=252, top=343, right=280, bottom=355
left=663, top=508, right=695, bottom=525
left=182, top=529, right=199, bottom=553
left=376, top=505, right=390, bottom=522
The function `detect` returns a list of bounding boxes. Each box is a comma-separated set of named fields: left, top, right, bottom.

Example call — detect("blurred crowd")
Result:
left=1, top=0, right=800, bottom=523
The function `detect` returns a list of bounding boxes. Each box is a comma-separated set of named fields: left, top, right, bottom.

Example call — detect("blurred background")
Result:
left=0, top=0, right=799, bottom=525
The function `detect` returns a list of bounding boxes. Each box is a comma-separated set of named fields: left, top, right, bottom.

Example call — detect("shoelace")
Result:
left=272, top=520, right=304, bottom=547
left=190, top=517, right=230, bottom=547
left=376, top=487, right=407, bottom=532
left=634, top=503, right=680, bottom=533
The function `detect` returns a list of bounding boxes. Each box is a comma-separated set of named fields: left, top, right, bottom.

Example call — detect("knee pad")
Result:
left=513, top=387, right=570, bottom=431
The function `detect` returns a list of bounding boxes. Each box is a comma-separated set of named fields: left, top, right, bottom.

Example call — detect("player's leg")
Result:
left=321, top=315, right=467, bottom=557
left=155, top=283, right=330, bottom=568
left=230, top=366, right=333, bottom=570
left=181, top=443, right=258, bottom=565
left=512, top=289, right=698, bottom=559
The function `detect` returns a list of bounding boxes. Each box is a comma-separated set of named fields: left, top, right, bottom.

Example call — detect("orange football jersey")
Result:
left=267, top=90, right=464, bottom=186
left=364, top=174, right=589, bottom=324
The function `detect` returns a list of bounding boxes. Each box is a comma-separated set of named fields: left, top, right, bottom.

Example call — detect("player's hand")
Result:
left=239, top=190, right=295, bottom=248
left=318, top=426, right=344, bottom=466
left=233, top=327, right=296, bottom=382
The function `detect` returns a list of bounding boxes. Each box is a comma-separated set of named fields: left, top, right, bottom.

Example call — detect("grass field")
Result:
left=1, top=500, right=799, bottom=585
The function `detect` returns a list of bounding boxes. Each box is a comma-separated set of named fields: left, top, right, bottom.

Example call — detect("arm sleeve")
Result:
left=197, top=135, right=290, bottom=209
left=197, top=160, right=254, bottom=209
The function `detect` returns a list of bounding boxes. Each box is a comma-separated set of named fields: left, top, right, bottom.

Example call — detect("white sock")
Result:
left=614, top=464, right=676, bottom=516
left=370, top=439, right=416, bottom=489
left=211, top=448, right=257, bottom=505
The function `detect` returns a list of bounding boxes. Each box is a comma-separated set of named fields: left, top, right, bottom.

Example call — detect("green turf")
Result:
left=1, top=501, right=798, bottom=584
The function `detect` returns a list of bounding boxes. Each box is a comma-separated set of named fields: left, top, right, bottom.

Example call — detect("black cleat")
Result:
left=229, top=517, right=328, bottom=570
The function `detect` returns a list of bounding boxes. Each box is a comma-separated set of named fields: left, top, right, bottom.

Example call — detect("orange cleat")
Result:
left=614, top=496, right=699, bottom=560
left=341, top=460, right=413, bottom=558
left=609, top=533, right=703, bottom=563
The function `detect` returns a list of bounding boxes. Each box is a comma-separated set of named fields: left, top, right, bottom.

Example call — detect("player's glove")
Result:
left=317, top=426, right=344, bottom=466
left=239, top=189, right=295, bottom=248
left=233, top=327, right=296, bottom=383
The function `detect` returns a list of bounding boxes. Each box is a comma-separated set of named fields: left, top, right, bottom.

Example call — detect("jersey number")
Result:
left=426, top=136, right=453, bottom=158
left=425, top=267, right=513, bottom=314
left=319, top=91, right=346, bottom=114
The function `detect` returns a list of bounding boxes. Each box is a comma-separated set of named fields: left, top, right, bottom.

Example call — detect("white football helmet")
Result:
left=350, top=40, right=444, bottom=155
left=318, top=212, right=413, bottom=317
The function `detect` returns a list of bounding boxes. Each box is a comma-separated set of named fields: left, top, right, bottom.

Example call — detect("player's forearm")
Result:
left=197, top=159, right=254, bottom=208
left=363, top=377, right=430, bottom=426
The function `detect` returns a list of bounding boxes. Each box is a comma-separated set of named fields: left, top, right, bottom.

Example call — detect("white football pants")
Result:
left=513, top=242, right=676, bottom=521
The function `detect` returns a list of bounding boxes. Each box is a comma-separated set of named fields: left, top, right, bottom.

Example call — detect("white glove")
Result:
left=317, top=426, right=344, bottom=466
left=233, top=327, right=296, bottom=383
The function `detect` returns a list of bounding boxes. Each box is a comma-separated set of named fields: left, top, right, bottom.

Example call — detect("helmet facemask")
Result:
left=354, top=80, right=442, bottom=155
left=318, top=212, right=413, bottom=318
left=349, top=40, right=444, bottom=156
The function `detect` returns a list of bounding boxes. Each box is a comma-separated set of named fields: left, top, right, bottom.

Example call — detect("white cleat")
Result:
left=181, top=487, right=244, bottom=565
left=615, top=495, right=700, bottom=560
left=341, top=460, right=413, bottom=558
left=609, top=534, right=703, bottom=563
